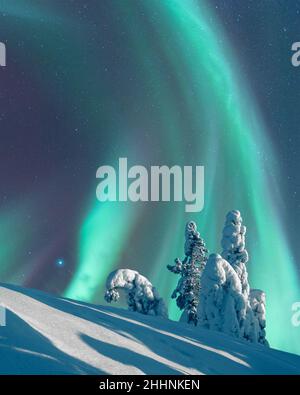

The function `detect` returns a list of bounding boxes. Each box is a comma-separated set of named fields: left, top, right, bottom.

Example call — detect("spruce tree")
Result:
left=167, top=221, right=208, bottom=326
left=220, top=210, right=269, bottom=346
left=221, top=210, right=250, bottom=297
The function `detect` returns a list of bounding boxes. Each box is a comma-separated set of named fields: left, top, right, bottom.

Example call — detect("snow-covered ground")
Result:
left=0, top=283, right=299, bottom=375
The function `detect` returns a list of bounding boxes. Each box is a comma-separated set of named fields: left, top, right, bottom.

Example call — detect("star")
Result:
left=56, top=258, right=65, bottom=268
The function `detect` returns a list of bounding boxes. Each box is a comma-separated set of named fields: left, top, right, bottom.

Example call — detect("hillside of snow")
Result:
left=0, top=283, right=300, bottom=375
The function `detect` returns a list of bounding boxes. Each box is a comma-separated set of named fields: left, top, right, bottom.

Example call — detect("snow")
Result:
left=249, top=289, right=268, bottom=346
left=198, top=253, right=247, bottom=338
left=105, top=269, right=167, bottom=317
left=221, top=210, right=250, bottom=297
left=0, top=283, right=300, bottom=375
left=219, top=210, right=268, bottom=346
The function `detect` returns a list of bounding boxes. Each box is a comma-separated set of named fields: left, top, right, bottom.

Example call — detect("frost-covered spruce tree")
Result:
left=221, top=210, right=250, bottom=297
left=198, top=253, right=247, bottom=338
left=167, top=221, right=208, bottom=326
left=220, top=210, right=268, bottom=346
left=249, top=289, right=269, bottom=346
left=104, top=269, right=168, bottom=318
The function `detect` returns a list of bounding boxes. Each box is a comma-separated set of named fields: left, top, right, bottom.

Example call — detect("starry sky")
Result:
left=0, top=0, right=300, bottom=355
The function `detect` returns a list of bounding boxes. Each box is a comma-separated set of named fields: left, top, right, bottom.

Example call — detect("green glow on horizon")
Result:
left=154, top=0, right=300, bottom=353
left=2, top=0, right=299, bottom=355
left=65, top=200, right=140, bottom=302
left=67, top=0, right=300, bottom=354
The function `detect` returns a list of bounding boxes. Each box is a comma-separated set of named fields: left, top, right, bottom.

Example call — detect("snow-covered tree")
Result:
left=104, top=269, right=168, bottom=318
left=167, top=221, right=208, bottom=326
left=221, top=210, right=250, bottom=297
left=249, top=289, right=269, bottom=346
left=198, top=253, right=247, bottom=338
left=217, top=210, right=269, bottom=346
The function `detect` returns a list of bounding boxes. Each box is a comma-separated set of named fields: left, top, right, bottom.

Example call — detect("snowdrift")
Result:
left=0, top=283, right=299, bottom=375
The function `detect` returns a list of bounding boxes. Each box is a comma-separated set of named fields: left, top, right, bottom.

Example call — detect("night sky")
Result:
left=0, top=0, right=300, bottom=355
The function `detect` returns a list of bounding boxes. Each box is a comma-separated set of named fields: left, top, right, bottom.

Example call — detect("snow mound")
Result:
left=198, top=253, right=247, bottom=338
left=0, top=283, right=300, bottom=375
left=105, top=269, right=168, bottom=318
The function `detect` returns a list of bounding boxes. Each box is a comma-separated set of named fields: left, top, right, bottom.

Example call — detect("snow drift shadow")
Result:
left=80, top=334, right=179, bottom=375
left=1, top=284, right=252, bottom=374
left=0, top=309, right=103, bottom=375
left=2, top=284, right=300, bottom=375
left=85, top=310, right=251, bottom=374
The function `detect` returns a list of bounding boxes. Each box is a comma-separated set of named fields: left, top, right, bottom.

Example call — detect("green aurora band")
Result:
left=0, top=0, right=299, bottom=355
left=66, top=0, right=300, bottom=354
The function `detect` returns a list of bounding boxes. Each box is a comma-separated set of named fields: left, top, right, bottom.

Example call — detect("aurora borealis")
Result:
left=0, top=0, right=300, bottom=355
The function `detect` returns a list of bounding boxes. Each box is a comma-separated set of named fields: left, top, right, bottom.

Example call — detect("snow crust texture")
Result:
left=0, top=284, right=299, bottom=375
